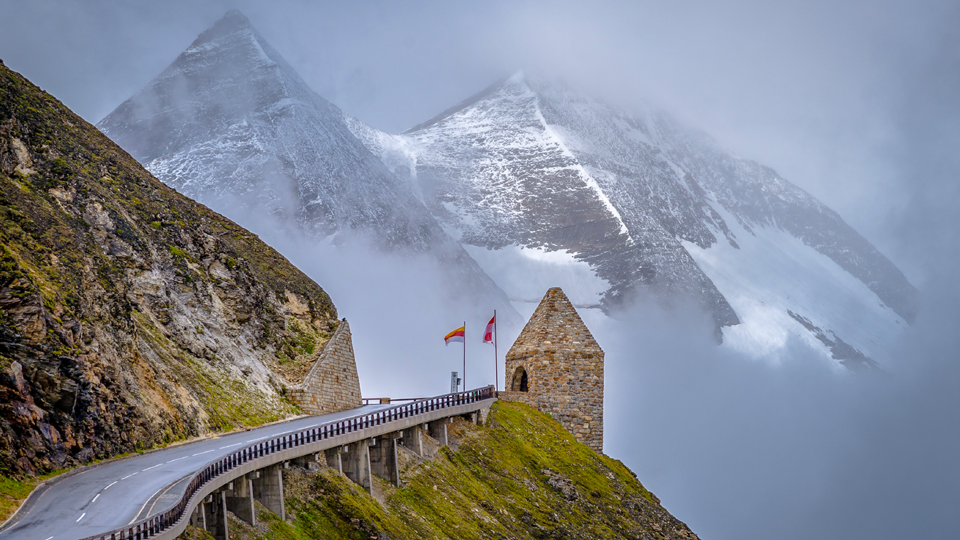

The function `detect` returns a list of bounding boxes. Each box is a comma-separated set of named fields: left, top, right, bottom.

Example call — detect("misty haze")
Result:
left=0, top=2, right=958, bottom=540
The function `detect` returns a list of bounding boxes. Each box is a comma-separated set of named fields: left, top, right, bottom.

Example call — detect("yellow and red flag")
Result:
left=444, top=326, right=465, bottom=345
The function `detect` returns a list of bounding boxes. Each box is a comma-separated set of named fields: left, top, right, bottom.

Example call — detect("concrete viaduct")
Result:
left=0, top=386, right=495, bottom=540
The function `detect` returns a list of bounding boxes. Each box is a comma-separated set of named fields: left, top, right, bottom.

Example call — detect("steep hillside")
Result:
left=180, top=401, right=699, bottom=540
left=0, top=60, right=340, bottom=477
left=351, top=73, right=918, bottom=366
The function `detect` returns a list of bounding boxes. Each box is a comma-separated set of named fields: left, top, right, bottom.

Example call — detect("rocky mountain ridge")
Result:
left=93, top=8, right=917, bottom=366
left=350, top=72, right=918, bottom=365
left=96, top=10, right=515, bottom=321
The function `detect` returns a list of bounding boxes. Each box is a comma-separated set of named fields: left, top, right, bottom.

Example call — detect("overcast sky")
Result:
left=2, top=0, right=957, bottom=279
left=2, top=2, right=959, bottom=539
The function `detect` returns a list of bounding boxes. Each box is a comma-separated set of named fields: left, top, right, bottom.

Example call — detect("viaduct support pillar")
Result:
left=370, top=434, right=400, bottom=486
left=201, top=491, right=229, bottom=540
left=402, top=426, right=423, bottom=456
left=325, top=447, right=343, bottom=473
left=226, top=478, right=256, bottom=526
left=428, top=418, right=449, bottom=446
left=252, top=465, right=285, bottom=521
left=189, top=502, right=206, bottom=530
left=342, top=440, right=372, bottom=493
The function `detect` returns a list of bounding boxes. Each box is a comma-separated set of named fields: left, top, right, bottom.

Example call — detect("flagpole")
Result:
left=463, top=320, right=466, bottom=392
left=494, top=309, right=498, bottom=391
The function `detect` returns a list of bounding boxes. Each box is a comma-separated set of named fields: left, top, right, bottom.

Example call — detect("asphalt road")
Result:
left=0, top=404, right=391, bottom=540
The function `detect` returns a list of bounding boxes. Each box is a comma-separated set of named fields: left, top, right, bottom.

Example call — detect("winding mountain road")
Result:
left=0, top=405, right=390, bottom=540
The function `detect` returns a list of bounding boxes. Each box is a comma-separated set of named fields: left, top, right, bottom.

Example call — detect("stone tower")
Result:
left=502, top=287, right=604, bottom=452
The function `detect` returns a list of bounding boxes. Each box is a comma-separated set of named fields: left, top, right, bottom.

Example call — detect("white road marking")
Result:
left=192, top=449, right=214, bottom=456
left=166, top=456, right=188, bottom=463
left=121, top=472, right=138, bottom=480
left=76, top=512, right=85, bottom=522
left=219, top=442, right=242, bottom=449
left=142, top=463, right=162, bottom=471
left=129, top=484, right=167, bottom=525
left=91, top=493, right=100, bottom=503
left=44, top=537, right=53, bottom=540
left=104, top=481, right=117, bottom=490
left=246, top=436, right=268, bottom=442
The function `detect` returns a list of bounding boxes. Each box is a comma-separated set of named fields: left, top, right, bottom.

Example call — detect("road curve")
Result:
left=0, top=405, right=391, bottom=540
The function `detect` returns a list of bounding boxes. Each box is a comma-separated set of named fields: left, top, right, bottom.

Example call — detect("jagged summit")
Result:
left=197, top=9, right=256, bottom=41
left=350, top=73, right=918, bottom=367
left=101, top=9, right=312, bottom=164
left=351, top=72, right=739, bottom=326
left=98, top=11, right=517, bottom=321
left=403, top=72, right=516, bottom=134
left=99, top=10, right=427, bottom=245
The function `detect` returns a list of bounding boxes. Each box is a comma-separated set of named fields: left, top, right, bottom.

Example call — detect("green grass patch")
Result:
left=0, top=470, right=67, bottom=523
left=168, top=245, right=194, bottom=262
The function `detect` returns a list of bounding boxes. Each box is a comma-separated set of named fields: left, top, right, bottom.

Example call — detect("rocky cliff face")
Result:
left=0, top=61, right=341, bottom=476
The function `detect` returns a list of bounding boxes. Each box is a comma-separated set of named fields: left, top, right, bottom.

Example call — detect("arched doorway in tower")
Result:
left=511, top=366, right=529, bottom=392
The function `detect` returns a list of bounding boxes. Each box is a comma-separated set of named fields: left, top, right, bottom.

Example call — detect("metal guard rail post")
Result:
left=77, top=385, right=494, bottom=540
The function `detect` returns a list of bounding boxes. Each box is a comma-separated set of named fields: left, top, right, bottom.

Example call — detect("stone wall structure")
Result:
left=501, top=288, right=604, bottom=452
left=288, top=319, right=362, bottom=415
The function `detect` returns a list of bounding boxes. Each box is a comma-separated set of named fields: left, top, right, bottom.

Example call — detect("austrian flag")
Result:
left=483, top=315, right=496, bottom=343
left=444, top=326, right=465, bottom=345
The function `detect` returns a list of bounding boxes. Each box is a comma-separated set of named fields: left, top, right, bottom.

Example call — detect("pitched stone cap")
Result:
left=506, top=287, right=602, bottom=357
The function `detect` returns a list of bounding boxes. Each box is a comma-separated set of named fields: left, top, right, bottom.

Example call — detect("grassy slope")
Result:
left=184, top=402, right=698, bottom=540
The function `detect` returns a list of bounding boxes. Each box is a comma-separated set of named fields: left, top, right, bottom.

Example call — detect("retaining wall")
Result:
left=288, top=319, right=362, bottom=414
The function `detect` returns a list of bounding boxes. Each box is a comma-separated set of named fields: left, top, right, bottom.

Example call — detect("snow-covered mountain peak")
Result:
left=99, top=11, right=519, bottom=325
left=351, top=74, right=918, bottom=368
left=180, top=14, right=279, bottom=74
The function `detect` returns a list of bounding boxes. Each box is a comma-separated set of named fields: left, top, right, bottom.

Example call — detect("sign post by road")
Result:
left=450, top=371, right=460, bottom=393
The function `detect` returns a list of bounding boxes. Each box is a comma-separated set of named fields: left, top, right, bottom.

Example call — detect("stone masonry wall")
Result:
left=288, top=319, right=362, bottom=415
left=503, top=288, right=604, bottom=452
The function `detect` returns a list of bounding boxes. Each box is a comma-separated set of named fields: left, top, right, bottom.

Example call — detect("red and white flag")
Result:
left=483, top=315, right=495, bottom=343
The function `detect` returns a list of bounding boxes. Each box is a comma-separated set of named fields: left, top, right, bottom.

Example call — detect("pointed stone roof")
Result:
left=506, top=287, right=602, bottom=358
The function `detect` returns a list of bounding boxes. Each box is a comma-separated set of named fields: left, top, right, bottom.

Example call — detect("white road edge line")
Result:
left=91, top=493, right=100, bottom=503
left=121, top=472, right=138, bottom=480
left=76, top=512, right=85, bottom=522
left=104, top=480, right=118, bottom=490
left=142, top=463, right=162, bottom=471
left=129, top=484, right=167, bottom=525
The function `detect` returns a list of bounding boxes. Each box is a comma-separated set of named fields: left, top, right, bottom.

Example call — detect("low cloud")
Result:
left=599, top=289, right=960, bottom=539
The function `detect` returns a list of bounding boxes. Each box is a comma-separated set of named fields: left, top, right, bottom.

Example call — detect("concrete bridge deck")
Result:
left=0, top=386, right=495, bottom=540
